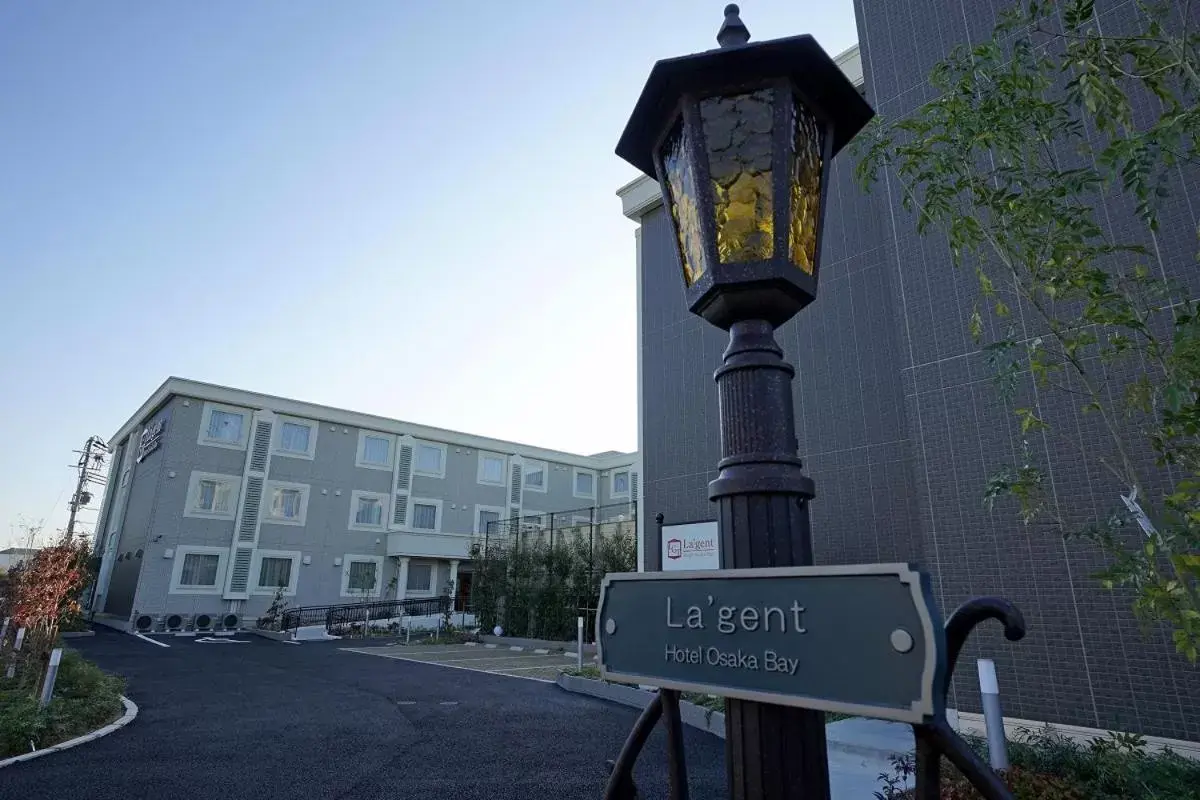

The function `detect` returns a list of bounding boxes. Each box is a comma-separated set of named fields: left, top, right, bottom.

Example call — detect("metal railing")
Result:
left=481, top=501, right=638, bottom=553
left=276, top=596, right=450, bottom=634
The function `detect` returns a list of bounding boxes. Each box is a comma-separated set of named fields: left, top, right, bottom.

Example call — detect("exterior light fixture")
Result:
left=616, top=3, right=872, bottom=330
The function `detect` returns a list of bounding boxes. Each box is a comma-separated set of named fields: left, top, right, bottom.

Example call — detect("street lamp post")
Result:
left=616, top=6, right=873, bottom=798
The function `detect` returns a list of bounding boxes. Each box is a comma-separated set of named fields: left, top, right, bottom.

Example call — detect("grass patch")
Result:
left=0, top=649, right=125, bottom=759
left=561, top=666, right=853, bottom=723
left=875, top=728, right=1200, bottom=799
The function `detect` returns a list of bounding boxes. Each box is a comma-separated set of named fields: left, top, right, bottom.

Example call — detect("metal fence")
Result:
left=480, top=501, right=638, bottom=554
left=275, top=596, right=450, bottom=634
left=470, top=502, right=638, bottom=641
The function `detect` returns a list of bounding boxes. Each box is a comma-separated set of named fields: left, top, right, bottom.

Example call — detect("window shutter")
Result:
left=227, top=547, right=255, bottom=594
left=390, top=435, right=415, bottom=531
left=225, top=411, right=275, bottom=599
left=508, top=456, right=523, bottom=520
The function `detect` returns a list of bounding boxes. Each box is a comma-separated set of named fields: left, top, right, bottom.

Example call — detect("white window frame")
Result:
left=272, top=415, right=318, bottom=460
left=409, top=497, right=443, bottom=533
left=523, top=459, right=548, bottom=493
left=522, top=510, right=545, bottom=529
left=610, top=469, right=632, bottom=499
left=340, top=554, right=385, bottom=598
left=262, top=480, right=310, bottom=527
left=183, top=471, right=241, bottom=520
left=348, top=490, right=390, bottom=531
left=356, top=430, right=395, bottom=471
left=474, top=504, right=506, bottom=535
left=573, top=467, right=597, bottom=500
left=405, top=561, right=435, bottom=596
left=168, top=546, right=229, bottom=595
left=250, top=549, right=302, bottom=596
left=197, top=402, right=251, bottom=450
left=413, top=440, right=448, bottom=479
left=476, top=451, right=506, bottom=486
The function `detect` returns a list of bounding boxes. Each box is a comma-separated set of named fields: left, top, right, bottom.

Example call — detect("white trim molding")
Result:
left=413, top=440, right=448, bottom=479
left=182, top=471, right=241, bottom=521
left=523, top=459, right=548, bottom=493
left=262, top=480, right=310, bottom=527
left=405, top=560, right=436, bottom=595
left=356, top=430, right=395, bottom=471
left=340, top=553, right=385, bottom=598
left=474, top=504, right=506, bottom=535
left=573, top=467, right=597, bottom=501
left=348, top=489, right=390, bottom=531
left=168, top=546, right=229, bottom=595
left=272, top=415, right=319, bottom=460
left=197, top=402, right=252, bottom=451
left=250, top=549, right=302, bottom=596
left=476, top=451, right=506, bottom=487
left=409, top=497, right=443, bottom=533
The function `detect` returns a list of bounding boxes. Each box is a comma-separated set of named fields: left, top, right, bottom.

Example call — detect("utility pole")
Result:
left=65, top=436, right=110, bottom=542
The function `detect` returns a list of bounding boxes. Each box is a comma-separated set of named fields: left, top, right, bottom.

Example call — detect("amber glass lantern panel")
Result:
left=700, top=88, right=775, bottom=263
left=788, top=98, right=824, bottom=274
left=660, top=120, right=708, bottom=287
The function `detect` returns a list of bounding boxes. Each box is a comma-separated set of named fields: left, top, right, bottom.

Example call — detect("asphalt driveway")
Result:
left=3, top=629, right=726, bottom=799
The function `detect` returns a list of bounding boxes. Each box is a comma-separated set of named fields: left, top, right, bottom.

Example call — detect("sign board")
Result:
left=661, top=521, right=720, bottom=571
left=136, top=417, right=167, bottom=463
left=597, top=564, right=945, bottom=724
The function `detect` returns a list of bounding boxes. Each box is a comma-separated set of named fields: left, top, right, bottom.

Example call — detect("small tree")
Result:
left=857, top=0, right=1200, bottom=658
left=3, top=535, right=91, bottom=694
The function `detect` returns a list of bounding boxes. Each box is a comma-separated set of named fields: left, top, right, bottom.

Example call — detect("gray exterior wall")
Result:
left=636, top=1, right=1199, bottom=742
left=97, top=388, right=637, bottom=624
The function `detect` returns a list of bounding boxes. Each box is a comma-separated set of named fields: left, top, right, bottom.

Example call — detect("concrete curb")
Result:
left=555, top=674, right=725, bottom=739
left=248, top=628, right=294, bottom=642
left=0, top=695, right=138, bottom=769
left=60, top=631, right=96, bottom=639
left=478, top=634, right=589, bottom=654
left=554, top=675, right=911, bottom=761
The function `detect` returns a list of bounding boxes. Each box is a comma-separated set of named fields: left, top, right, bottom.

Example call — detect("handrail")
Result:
left=276, top=596, right=451, bottom=633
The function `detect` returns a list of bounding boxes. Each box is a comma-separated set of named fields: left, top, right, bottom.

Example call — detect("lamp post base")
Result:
left=711, top=319, right=829, bottom=800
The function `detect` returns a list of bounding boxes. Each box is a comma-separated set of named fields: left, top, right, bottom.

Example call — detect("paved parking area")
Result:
left=4, top=628, right=724, bottom=799
left=342, top=642, right=589, bottom=681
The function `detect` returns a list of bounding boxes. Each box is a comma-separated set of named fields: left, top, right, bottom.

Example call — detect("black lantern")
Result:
left=616, top=4, right=872, bottom=330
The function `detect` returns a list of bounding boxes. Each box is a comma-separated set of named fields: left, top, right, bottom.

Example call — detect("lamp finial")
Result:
left=717, top=4, right=750, bottom=48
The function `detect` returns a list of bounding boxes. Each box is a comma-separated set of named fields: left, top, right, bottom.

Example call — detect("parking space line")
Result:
left=133, top=633, right=170, bottom=648
left=401, top=653, right=561, bottom=665
left=489, top=664, right=571, bottom=673
left=343, top=648, right=557, bottom=683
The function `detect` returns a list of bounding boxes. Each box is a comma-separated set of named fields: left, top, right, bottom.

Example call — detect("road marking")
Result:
left=463, top=642, right=478, bottom=647
left=489, top=664, right=571, bottom=673
left=408, top=653, right=563, bottom=665
left=439, top=701, right=459, bottom=706
left=508, top=645, right=524, bottom=651
left=343, top=649, right=556, bottom=684
left=282, top=640, right=301, bottom=645
left=396, top=701, right=417, bottom=706
left=196, top=637, right=249, bottom=644
left=484, top=643, right=498, bottom=649
left=133, top=633, right=170, bottom=648
left=534, top=648, right=550, bottom=654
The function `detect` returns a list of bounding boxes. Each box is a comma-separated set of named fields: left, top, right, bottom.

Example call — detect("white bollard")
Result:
left=38, top=648, right=63, bottom=708
left=977, top=658, right=1009, bottom=771
left=577, top=616, right=584, bottom=671
left=6, top=627, right=26, bottom=680
left=1, top=617, right=9, bottom=644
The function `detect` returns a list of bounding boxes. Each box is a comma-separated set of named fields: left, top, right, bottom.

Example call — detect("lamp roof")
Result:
left=616, top=28, right=874, bottom=178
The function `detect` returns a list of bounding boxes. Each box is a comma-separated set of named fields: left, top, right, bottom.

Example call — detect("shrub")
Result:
left=0, top=649, right=124, bottom=759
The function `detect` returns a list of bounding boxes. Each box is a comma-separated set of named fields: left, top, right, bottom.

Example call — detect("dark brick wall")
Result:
left=637, top=0, right=1200, bottom=741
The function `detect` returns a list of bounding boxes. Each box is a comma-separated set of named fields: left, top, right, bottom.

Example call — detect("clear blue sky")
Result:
left=0, top=1, right=858, bottom=546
